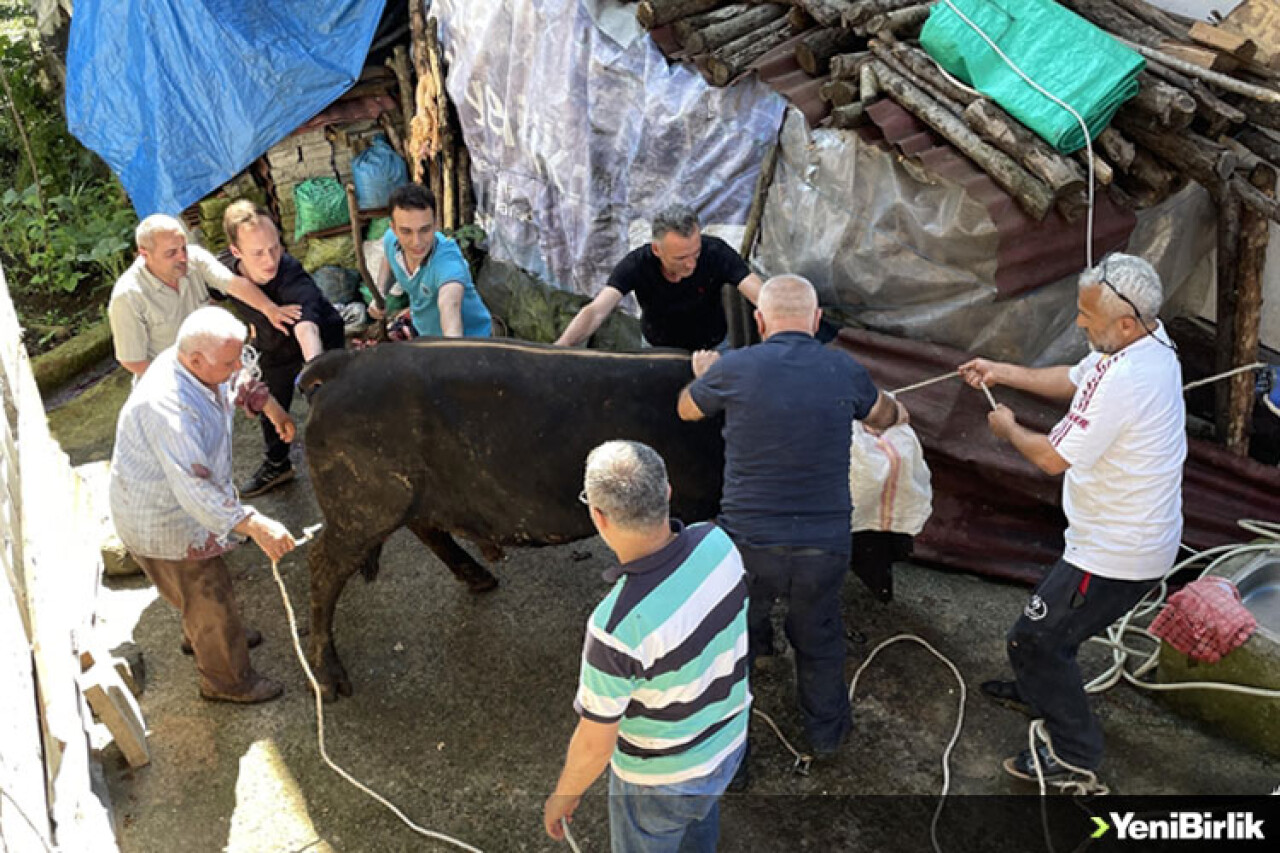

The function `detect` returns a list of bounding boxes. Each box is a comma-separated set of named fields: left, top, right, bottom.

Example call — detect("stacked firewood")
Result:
left=638, top=0, right=1280, bottom=455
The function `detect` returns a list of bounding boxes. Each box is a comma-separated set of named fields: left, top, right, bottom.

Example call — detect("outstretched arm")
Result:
left=959, top=358, right=1076, bottom=404
left=555, top=287, right=625, bottom=346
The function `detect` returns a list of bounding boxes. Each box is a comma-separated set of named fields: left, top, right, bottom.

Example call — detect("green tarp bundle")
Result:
left=919, top=0, right=1144, bottom=154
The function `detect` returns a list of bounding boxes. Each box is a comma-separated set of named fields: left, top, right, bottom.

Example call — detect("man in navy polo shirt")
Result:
left=677, top=275, right=905, bottom=764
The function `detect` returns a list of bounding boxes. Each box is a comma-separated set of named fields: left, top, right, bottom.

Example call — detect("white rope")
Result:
left=1181, top=361, right=1268, bottom=392
left=562, top=819, right=583, bottom=853
left=847, top=635, right=967, bottom=853
left=891, top=370, right=961, bottom=396
left=270, top=525, right=485, bottom=853
left=939, top=0, right=1097, bottom=268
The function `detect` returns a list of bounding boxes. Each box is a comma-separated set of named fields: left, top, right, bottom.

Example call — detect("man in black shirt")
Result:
left=219, top=201, right=345, bottom=497
left=554, top=204, right=763, bottom=350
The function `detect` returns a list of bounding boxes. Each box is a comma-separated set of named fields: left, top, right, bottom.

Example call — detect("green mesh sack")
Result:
left=365, top=216, right=391, bottom=242
left=301, top=234, right=356, bottom=273
left=294, top=177, right=350, bottom=241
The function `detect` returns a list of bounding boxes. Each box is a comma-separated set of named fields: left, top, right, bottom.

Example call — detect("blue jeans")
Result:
left=608, top=741, right=746, bottom=853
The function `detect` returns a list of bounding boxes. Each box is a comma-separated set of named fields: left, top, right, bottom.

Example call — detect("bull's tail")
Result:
left=297, top=349, right=356, bottom=398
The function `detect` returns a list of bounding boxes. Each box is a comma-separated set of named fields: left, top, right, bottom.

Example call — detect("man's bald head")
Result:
left=755, top=275, right=820, bottom=338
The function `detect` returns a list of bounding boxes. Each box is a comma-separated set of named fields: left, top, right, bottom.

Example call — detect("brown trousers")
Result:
left=134, top=553, right=253, bottom=694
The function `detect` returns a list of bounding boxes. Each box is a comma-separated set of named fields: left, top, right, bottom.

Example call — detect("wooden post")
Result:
left=387, top=46, right=414, bottom=155
left=425, top=17, right=456, bottom=231
left=1212, top=182, right=1241, bottom=444
left=345, top=182, right=380, bottom=308
left=1227, top=163, right=1275, bottom=454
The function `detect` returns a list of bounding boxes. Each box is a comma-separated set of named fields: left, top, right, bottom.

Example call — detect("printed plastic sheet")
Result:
left=755, top=110, right=1216, bottom=365
left=432, top=0, right=786, bottom=295
left=66, top=0, right=387, bottom=217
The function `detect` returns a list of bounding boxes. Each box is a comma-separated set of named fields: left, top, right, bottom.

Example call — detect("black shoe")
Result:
left=240, top=459, right=294, bottom=498
left=981, top=679, right=1034, bottom=717
left=1002, top=744, right=1098, bottom=789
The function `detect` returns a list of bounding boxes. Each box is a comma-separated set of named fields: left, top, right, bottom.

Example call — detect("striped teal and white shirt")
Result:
left=574, top=521, right=751, bottom=785
left=109, top=347, right=250, bottom=560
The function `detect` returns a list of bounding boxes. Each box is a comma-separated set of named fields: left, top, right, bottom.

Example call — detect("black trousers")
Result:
left=258, top=358, right=302, bottom=464
left=736, top=541, right=852, bottom=753
left=1007, top=558, right=1157, bottom=769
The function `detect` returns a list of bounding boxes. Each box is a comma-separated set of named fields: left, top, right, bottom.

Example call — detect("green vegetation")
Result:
left=0, top=5, right=134, bottom=352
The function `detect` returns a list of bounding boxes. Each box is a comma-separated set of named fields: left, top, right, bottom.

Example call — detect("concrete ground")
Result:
left=58, top=373, right=1277, bottom=853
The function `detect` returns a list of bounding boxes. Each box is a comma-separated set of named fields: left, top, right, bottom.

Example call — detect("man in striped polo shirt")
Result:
left=544, top=441, right=750, bottom=852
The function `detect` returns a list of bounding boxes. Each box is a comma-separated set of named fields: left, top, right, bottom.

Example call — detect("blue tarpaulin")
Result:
left=66, top=0, right=387, bottom=217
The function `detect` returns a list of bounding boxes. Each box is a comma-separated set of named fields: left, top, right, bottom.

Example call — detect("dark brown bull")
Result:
left=297, top=339, right=723, bottom=698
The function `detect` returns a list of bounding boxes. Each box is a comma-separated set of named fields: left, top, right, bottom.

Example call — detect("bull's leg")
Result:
left=406, top=521, right=499, bottom=593
left=307, top=528, right=376, bottom=700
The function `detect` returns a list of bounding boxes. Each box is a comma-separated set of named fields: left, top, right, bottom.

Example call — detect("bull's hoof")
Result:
left=466, top=574, right=499, bottom=594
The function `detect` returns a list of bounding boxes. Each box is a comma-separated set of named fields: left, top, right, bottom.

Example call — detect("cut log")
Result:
left=1059, top=0, right=1167, bottom=48
left=1112, top=0, right=1190, bottom=41
left=890, top=43, right=980, bottom=107
left=795, top=26, right=860, bottom=75
left=1120, top=38, right=1280, bottom=103
left=1097, top=127, right=1136, bottom=170
left=820, top=79, right=860, bottom=107
left=870, top=59, right=1056, bottom=219
left=1237, top=126, right=1280, bottom=171
left=1076, top=148, right=1115, bottom=186
left=705, top=17, right=796, bottom=86
left=682, top=4, right=788, bottom=55
left=1126, top=147, right=1179, bottom=191
left=1143, top=59, right=1247, bottom=132
left=1189, top=21, right=1257, bottom=60
left=870, top=40, right=963, bottom=116
left=829, top=50, right=871, bottom=79
left=1232, top=173, right=1280, bottom=223
left=637, top=0, right=723, bottom=30
left=858, top=3, right=931, bottom=37
left=1126, top=73, right=1196, bottom=129
left=859, top=61, right=880, bottom=102
left=1115, top=114, right=1238, bottom=188
left=1228, top=163, right=1275, bottom=453
left=842, top=0, right=920, bottom=28
left=787, top=6, right=815, bottom=31
left=672, top=4, right=751, bottom=46
left=962, top=99, right=1087, bottom=197
left=828, top=101, right=868, bottom=128
left=799, top=0, right=861, bottom=28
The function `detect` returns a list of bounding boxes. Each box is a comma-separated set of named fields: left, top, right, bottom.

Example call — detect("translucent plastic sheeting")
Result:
left=432, top=0, right=786, bottom=296
left=755, top=110, right=1216, bottom=366
left=66, top=0, right=386, bottom=217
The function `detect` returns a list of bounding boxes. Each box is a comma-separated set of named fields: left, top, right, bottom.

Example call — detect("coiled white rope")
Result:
left=270, top=524, right=484, bottom=853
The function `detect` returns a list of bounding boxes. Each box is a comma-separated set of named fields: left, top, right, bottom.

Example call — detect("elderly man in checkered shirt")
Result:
left=110, top=307, right=297, bottom=704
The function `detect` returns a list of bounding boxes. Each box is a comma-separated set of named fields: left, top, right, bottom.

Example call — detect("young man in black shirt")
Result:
left=554, top=204, right=763, bottom=350
left=219, top=201, right=345, bottom=497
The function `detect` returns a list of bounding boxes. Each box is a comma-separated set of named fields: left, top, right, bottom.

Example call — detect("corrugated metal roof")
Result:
left=863, top=98, right=1138, bottom=298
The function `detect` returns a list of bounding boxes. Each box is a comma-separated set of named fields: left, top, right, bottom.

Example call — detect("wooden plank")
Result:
left=82, top=663, right=149, bottom=768
left=1221, top=0, right=1280, bottom=67
left=1189, top=21, right=1257, bottom=59
left=1157, top=40, right=1241, bottom=72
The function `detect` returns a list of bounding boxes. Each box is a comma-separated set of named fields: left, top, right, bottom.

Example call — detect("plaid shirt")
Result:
left=109, top=347, right=250, bottom=560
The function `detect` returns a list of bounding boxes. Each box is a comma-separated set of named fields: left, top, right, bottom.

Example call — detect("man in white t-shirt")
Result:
left=959, top=253, right=1185, bottom=788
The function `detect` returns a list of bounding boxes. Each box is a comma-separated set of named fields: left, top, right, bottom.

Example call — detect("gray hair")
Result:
left=136, top=214, right=187, bottom=251
left=1080, top=253, right=1163, bottom=323
left=758, top=274, right=818, bottom=320
left=651, top=204, right=700, bottom=240
left=177, top=307, right=247, bottom=357
left=583, top=440, right=669, bottom=530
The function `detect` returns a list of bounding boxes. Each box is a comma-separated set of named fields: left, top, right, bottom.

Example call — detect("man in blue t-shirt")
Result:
left=677, top=275, right=906, bottom=762
left=368, top=183, right=492, bottom=338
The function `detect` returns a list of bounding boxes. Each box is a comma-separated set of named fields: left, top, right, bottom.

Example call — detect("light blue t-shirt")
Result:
left=383, top=229, right=491, bottom=337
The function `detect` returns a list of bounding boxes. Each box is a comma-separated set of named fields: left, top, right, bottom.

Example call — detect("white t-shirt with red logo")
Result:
left=1049, top=324, right=1186, bottom=582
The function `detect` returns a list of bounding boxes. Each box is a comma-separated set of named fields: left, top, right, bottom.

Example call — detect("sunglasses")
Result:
left=1096, top=260, right=1177, bottom=352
